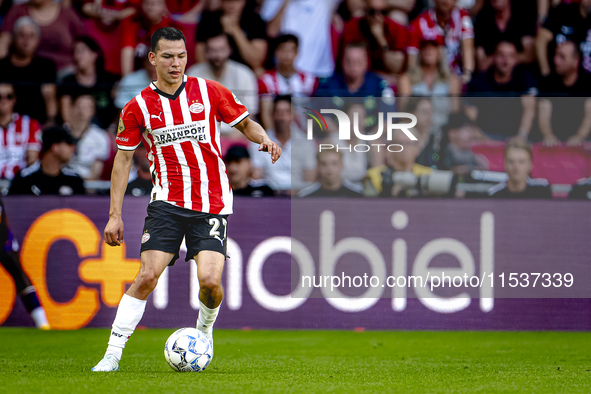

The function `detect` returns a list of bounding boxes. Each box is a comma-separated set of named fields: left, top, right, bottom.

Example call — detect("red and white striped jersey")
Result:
left=0, top=113, right=41, bottom=180
left=258, top=69, right=317, bottom=99
left=407, top=8, right=474, bottom=75
left=116, top=75, right=249, bottom=214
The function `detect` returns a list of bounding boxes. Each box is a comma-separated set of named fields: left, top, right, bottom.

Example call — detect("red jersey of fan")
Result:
left=87, top=0, right=140, bottom=12
left=116, top=75, right=249, bottom=214
left=341, top=16, right=408, bottom=72
left=0, top=114, right=41, bottom=180
left=120, top=14, right=179, bottom=59
left=407, top=8, right=474, bottom=75
left=258, top=69, right=317, bottom=100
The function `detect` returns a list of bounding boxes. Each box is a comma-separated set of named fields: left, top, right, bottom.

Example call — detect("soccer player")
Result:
left=91, top=27, right=281, bottom=372
left=0, top=197, right=50, bottom=329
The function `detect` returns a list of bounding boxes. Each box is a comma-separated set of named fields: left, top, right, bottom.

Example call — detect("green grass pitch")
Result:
left=0, top=328, right=590, bottom=393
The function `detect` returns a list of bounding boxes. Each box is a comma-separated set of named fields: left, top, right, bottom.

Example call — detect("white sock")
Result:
left=105, top=294, right=147, bottom=361
left=30, top=307, right=48, bottom=328
left=196, top=300, right=220, bottom=338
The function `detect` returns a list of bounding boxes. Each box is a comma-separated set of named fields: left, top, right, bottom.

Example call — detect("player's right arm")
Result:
left=104, top=149, right=134, bottom=246
left=105, top=100, right=144, bottom=246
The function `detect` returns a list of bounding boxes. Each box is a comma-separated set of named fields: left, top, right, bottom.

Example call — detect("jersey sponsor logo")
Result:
left=189, top=102, right=204, bottom=114
left=152, top=121, right=210, bottom=146
left=118, top=118, right=125, bottom=134
left=142, top=232, right=150, bottom=243
left=151, top=112, right=163, bottom=121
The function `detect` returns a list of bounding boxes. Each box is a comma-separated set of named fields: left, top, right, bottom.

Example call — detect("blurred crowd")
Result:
left=0, top=0, right=591, bottom=199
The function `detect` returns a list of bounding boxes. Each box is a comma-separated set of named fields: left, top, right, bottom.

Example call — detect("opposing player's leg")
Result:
left=0, top=249, right=49, bottom=330
left=0, top=204, right=49, bottom=329
left=92, top=250, right=173, bottom=372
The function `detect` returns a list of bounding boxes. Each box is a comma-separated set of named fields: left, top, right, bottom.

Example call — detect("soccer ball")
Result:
left=164, top=328, right=213, bottom=372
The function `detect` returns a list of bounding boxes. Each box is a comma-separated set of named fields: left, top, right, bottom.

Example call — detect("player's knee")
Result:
left=138, top=269, right=159, bottom=290
left=199, top=275, right=222, bottom=294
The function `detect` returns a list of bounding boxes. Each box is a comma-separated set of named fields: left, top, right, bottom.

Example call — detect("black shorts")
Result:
left=140, top=201, right=228, bottom=266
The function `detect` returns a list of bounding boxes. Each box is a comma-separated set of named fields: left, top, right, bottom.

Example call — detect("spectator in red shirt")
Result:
left=258, top=34, right=317, bottom=129
left=166, top=0, right=205, bottom=22
left=332, top=0, right=366, bottom=59
left=335, top=0, right=366, bottom=26
left=82, top=0, right=139, bottom=30
left=407, top=0, right=475, bottom=83
left=341, top=0, right=408, bottom=74
left=0, top=0, right=85, bottom=73
left=120, top=0, right=179, bottom=76
left=387, top=0, right=420, bottom=26
left=0, top=83, right=42, bottom=180
left=81, top=0, right=140, bottom=74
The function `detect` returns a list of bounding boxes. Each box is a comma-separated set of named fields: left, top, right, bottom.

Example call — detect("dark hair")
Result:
left=75, top=36, right=105, bottom=73
left=205, top=33, right=231, bottom=46
left=344, top=41, right=368, bottom=51
left=71, top=92, right=96, bottom=105
left=419, top=40, right=439, bottom=49
left=557, top=39, right=581, bottom=58
left=275, top=34, right=299, bottom=50
left=442, top=112, right=474, bottom=135
left=76, top=36, right=101, bottom=54
left=273, top=94, right=292, bottom=110
left=494, top=40, right=517, bottom=53
left=224, top=144, right=250, bottom=162
left=41, top=126, right=75, bottom=153
left=151, top=27, right=186, bottom=53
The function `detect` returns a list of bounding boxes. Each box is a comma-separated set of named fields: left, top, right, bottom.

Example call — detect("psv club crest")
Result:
left=189, top=102, right=204, bottom=114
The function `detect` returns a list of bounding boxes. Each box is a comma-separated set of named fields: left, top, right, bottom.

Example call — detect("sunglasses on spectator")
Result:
left=368, top=8, right=388, bottom=16
left=0, top=94, right=15, bottom=100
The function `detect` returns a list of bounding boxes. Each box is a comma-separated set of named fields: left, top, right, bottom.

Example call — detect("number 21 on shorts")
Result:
left=209, top=218, right=227, bottom=244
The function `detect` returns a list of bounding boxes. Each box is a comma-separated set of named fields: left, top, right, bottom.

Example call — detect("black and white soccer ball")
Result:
left=164, top=328, right=212, bottom=372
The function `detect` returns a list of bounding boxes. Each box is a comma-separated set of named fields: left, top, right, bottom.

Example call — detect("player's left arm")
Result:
left=234, top=117, right=282, bottom=164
